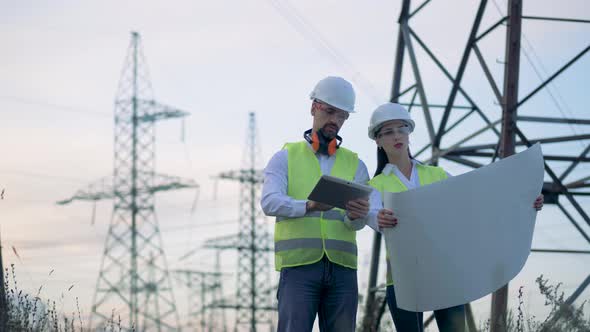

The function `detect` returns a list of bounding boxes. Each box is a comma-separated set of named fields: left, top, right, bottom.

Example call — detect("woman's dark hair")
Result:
left=373, top=147, right=413, bottom=177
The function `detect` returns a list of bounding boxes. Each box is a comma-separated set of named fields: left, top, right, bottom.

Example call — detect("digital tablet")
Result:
left=307, top=175, right=373, bottom=210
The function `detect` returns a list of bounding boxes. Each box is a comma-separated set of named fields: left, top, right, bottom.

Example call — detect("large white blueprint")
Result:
left=383, top=144, right=544, bottom=312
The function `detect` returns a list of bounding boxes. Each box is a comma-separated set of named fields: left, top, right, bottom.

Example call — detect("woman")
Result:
left=366, top=102, right=544, bottom=332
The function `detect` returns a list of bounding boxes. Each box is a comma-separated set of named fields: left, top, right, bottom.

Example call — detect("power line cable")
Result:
left=491, top=0, right=588, bottom=150
left=267, top=0, right=382, bottom=104
left=0, top=169, right=89, bottom=184
left=0, top=95, right=111, bottom=118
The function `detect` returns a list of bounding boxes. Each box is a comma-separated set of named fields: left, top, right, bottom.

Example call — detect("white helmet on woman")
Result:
left=367, top=102, right=415, bottom=139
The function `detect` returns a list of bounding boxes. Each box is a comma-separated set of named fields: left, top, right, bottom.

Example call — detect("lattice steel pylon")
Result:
left=361, top=1, right=590, bottom=331
left=173, top=267, right=226, bottom=332
left=177, top=246, right=228, bottom=331
left=57, top=32, right=197, bottom=331
left=205, top=112, right=275, bottom=332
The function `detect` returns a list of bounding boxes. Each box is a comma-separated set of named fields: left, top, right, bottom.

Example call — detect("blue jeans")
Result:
left=386, top=285, right=466, bottom=332
left=277, top=256, right=358, bottom=332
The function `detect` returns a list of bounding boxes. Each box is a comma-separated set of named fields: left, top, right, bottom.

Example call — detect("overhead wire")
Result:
left=0, top=169, right=89, bottom=184
left=267, top=0, right=382, bottom=104
left=0, top=95, right=111, bottom=118
left=490, top=0, right=588, bottom=151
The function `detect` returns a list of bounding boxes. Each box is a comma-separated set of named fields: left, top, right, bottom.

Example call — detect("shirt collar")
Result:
left=382, top=159, right=418, bottom=176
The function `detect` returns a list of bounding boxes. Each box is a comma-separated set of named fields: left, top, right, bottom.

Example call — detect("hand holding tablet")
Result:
left=307, top=175, right=373, bottom=210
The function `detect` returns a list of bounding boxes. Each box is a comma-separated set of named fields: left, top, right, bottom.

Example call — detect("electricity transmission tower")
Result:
left=58, top=32, right=197, bottom=331
left=361, top=1, right=590, bottom=331
left=173, top=266, right=226, bottom=332
left=204, top=112, right=275, bottom=332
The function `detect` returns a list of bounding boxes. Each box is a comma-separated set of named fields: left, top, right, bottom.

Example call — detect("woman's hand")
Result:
left=533, top=194, right=544, bottom=211
left=378, top=208, right=397, bottom=229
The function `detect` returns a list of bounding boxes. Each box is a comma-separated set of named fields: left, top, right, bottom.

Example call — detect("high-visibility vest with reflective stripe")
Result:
left=368, top=164, right=448, bottom=285
left=274, top=141, right=359, bottom=271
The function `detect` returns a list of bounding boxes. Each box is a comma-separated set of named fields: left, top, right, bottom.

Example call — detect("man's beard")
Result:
left=319, top=125, right=338, bottom=139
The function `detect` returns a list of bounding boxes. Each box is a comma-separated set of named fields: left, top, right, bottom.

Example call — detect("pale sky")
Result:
left=1, top=0, right=589, bottom=330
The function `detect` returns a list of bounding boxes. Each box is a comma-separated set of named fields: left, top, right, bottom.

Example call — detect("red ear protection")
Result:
left=311, top=131, right=321, bottom=152
left=310, top=131, right=338, bottom=155
left=304, top=129, right=341, bottom=156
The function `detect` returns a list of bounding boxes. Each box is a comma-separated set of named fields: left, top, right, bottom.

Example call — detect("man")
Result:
left=261, top=76, right=378, bottom=331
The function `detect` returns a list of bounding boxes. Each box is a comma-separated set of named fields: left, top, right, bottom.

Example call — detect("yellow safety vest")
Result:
left=274, top=141, right=359, bottom=271
left=368, top=164, right=448, bottom=285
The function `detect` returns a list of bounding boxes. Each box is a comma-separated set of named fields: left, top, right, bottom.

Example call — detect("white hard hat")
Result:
left=368, top=102, right=415, bottom=139
left=309, top=76, right=356, bottom=113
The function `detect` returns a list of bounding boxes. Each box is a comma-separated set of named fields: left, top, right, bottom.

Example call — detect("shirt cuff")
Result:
left=343, top=214, right=366, bottom=231
left=292, top=200, right=308, bottom=217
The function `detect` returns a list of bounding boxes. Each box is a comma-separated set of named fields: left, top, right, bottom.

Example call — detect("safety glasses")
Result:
left=316, top=101, right=350, bottom=121
left=376, top=125, right=411, bottom=139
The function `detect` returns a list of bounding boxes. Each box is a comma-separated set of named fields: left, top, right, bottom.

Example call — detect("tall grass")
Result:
left=3, top=264, right=589, bottom=331
left=2, top=264, right=126, bottom=332
left=479, top=275, right=590, bottom=332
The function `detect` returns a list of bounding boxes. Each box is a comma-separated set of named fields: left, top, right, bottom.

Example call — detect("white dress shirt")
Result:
left=366, top=160, right=451, bottom=232
left=261, top=142, right=380, bottom=230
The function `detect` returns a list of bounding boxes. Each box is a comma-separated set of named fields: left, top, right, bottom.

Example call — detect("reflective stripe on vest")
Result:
left=275, top=238, right=357, bottom=255
left=368, top=164, right=448, bottom=285
left=274, top=141, right=359, bottom=271
left=276, top=210, right=345, bottom=222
